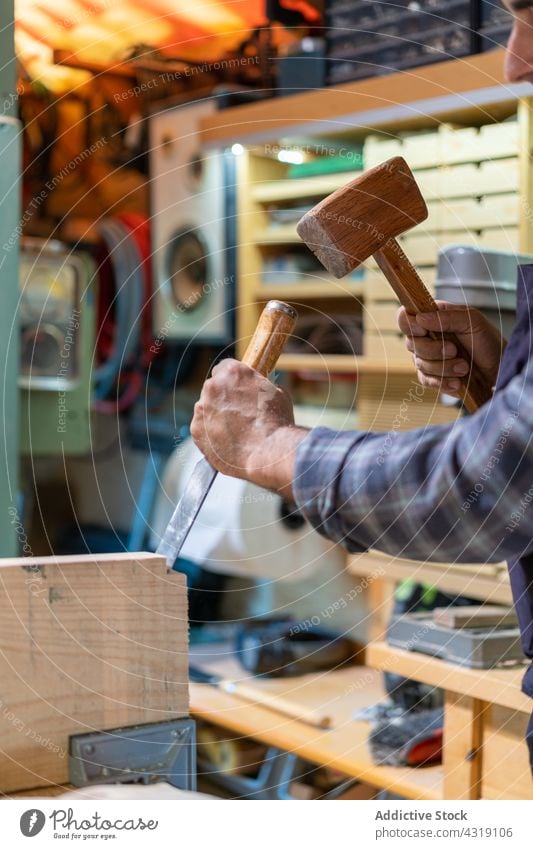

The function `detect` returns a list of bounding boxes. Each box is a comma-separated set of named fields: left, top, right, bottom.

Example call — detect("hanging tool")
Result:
left=157, top=300, right=298, bottom=566
left=296, top=156, right=493, bottom=412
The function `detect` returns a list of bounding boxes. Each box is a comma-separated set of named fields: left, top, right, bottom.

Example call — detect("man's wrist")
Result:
left=245, top=425, right=310, bottom=500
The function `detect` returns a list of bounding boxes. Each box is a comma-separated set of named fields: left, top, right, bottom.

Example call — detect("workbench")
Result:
left=368, top=642, right=533, bottom=801
left=7, top=642, right=531, bottom=800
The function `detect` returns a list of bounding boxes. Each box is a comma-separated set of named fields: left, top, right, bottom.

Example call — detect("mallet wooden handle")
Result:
left=374, top=238, right=494, bottom=413
left=219, top=680, right=331, bottom=729
left=242, top=300, right=298, bottom=375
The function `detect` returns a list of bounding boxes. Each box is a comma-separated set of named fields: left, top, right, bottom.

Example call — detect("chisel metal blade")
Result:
left=156, top=457, right=218, bottom=566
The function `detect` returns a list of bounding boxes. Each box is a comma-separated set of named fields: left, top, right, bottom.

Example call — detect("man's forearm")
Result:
left=293, top=368, right=533, bottom=563
left=190, top=361, right=304, bottom=485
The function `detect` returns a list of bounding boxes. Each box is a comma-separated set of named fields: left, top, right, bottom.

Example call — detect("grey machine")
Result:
left=436, top=244, right=533, bottom=340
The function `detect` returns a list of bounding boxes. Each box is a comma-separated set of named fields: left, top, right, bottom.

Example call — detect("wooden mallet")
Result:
left=296, top=156, right=493, bottom=412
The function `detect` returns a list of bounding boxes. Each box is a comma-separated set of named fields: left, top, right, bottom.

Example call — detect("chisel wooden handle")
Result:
left=242, top=300, right=298, bottom=376
left=374, top=238, right=494, bottom=413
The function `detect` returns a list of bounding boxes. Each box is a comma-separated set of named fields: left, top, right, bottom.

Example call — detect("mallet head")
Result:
left=296, top=156, right=428, bottom=278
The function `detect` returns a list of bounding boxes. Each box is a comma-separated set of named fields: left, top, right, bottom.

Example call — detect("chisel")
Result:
left=157, top=300, right=298, bottom=566
left=296, top=157, right=493, bottom=413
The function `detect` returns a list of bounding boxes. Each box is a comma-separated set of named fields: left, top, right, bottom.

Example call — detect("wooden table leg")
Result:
left=443, top=692, right=487, bottom=800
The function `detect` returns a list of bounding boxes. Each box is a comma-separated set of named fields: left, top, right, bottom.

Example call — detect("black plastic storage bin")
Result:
left=325, top=0, right=479, bottom=85
left=478, top=0, right=513, bottom=51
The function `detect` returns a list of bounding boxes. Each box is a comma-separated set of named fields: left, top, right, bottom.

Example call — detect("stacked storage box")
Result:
left=326, top=0, right=479, bottom=85
left=362, top=118, right=520, bottom=364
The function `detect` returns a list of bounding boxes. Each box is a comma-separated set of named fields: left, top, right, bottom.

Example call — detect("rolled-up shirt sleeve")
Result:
left=293, top=364, right=533, bottom=564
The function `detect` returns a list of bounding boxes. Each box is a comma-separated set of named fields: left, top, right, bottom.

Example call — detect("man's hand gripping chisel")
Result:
left=157, top=300, right=298, bottom=566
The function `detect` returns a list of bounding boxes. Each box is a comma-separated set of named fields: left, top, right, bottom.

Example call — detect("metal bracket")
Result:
left=69, top=718, right=196, bottom=791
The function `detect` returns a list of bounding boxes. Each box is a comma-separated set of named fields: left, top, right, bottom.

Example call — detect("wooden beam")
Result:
left=53, top=49, right=137, bottom=79
left=190, top=677, right=444, bottom=800
left=348, top=551, right=512, bottom=606
left=53, top=50, right=208, bottom=82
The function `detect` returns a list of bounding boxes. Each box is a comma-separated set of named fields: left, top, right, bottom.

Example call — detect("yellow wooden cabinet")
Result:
left=190, top=54, right=533, bottom=798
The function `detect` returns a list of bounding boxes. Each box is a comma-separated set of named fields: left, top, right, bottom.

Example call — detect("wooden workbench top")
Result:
left=199, top=50, right=521, bottom=147
left=367, top=642, right=532, bottom=714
